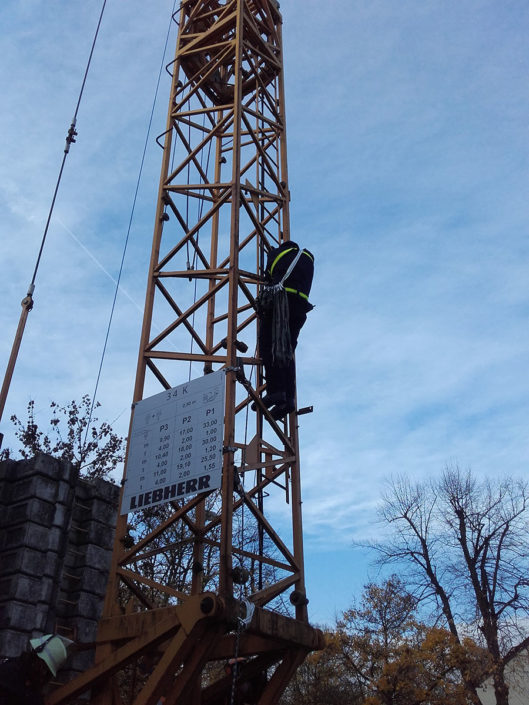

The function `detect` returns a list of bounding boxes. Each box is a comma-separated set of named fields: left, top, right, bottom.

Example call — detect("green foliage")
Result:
left=0, top=396, right=124, bottom=479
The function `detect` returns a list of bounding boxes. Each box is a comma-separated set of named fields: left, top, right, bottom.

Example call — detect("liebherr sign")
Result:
left=122, top=370, right=225, bottom=514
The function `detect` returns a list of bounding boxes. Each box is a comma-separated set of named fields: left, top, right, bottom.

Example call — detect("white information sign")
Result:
left=122, top=370, right=225, bottom=515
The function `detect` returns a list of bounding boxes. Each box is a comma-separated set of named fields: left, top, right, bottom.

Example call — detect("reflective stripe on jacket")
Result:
left=265, top=241, right=314, bottom=302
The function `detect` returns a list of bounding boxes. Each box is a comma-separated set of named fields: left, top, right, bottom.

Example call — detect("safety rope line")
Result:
left=0, top=0, right=109, bottom=435
left=187, top=111, right=213, bottom=381
left=192, top=111, right=213, bottom=270
left=228, top=356, right=257, bottom=705
left=185, top=97, right=195, bottom=381
left=84, top=0, right=179, bottom=445
left=229, top=618, right=243, bottom=705
left=30, top=0, right=108, bottom=293
left=185, top=99, right=192, bottom=270
left=240, top=354, right=257, bottom=555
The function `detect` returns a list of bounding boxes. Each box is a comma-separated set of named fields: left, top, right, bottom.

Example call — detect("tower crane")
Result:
left=47, top=1, right=322, bottom=703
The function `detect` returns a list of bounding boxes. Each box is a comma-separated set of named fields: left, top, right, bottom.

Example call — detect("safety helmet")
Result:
left=29, top=634, right=71, bottom=677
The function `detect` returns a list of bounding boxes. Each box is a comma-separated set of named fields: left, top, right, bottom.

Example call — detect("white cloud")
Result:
left=2, top=0, right=529, bottom=624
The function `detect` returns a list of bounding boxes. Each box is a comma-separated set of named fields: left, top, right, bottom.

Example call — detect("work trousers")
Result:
left=258, top=295, right=307, bottom=404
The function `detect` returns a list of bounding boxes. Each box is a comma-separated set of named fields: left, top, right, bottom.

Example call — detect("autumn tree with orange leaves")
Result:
left=336, top=577, right=489, bottom=705
left=373, top=468, right=529, bottom=705
left=282, top=576, right=489, bottom=705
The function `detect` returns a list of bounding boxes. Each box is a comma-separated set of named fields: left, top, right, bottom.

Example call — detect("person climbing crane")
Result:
left=257, top=240, right=314, bottom=420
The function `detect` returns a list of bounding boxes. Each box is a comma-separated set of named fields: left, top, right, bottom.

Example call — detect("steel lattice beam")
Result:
left=47, top=2, right=322, bottom=703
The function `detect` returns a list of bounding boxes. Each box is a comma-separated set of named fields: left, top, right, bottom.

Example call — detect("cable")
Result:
left=30, top=0, right=108, bottom=293
left=187, top=112, right=214, bottom=381
left=229, top=364, right=257, bottom=705
left=84, top=0, right=179, bottom=446
left=186, top=112, right=208, bottom=379
left=0, top=0, right=109, bottom=434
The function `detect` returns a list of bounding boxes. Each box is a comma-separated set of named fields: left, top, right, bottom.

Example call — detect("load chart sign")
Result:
left=122, top=370, right=225, bottom=514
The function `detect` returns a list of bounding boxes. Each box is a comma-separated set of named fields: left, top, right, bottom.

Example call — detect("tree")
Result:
left=1, top=397, right=288, bottom=620
left=281, top=629, right=362, bottom=705
left=122, top=498, right=222, bottom=607
left=122, top=493, right=290, bottom=611
left=335, top=576, right=487, bottom=705
left=363, top=627, right=488, bottom=705
left=336, top=575, right=420, bottom=702
left=373, top=467, right=529, bottom=705
left=0, top=396, right=124, bottom=479
left=282, top=576, right=487, bottom=705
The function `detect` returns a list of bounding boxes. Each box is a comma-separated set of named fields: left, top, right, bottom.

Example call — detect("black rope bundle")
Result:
left=271, top=286, right=293, bottom=367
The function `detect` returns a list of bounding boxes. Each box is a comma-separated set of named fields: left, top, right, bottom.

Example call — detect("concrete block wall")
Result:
left=0, top=454, right=119, bottom=679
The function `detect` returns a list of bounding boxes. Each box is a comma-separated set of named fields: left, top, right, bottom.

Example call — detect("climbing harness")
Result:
left=256, top=247, right=303, bottom=315
left=269, top=246, right=314, bottom=278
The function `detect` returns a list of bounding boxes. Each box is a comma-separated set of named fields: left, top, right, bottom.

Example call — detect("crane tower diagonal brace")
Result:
left=47, top=2, right=323, bottom=704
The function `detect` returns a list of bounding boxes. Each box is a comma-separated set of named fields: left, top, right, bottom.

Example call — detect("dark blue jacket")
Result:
left=265, top=241, right=314, bottom=308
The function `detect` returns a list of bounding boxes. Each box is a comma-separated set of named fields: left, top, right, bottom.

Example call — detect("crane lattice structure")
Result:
left=48, top=1, right=322, bottom=703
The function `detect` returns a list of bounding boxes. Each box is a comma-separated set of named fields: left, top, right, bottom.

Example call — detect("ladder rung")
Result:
left=62, top=571, right=81, bottom=581
left=65, top=548, right=84, bottom=557
left=55, top=624, right=75, bottom=635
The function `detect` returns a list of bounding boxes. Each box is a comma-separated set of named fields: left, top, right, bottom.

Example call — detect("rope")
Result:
left=30, top=0, right=108, bottom=293
left=192, top=111, right=213, bottom=269
left=84, top=0, right=179, bottom=444
left=271, top=286, right=292, bottom=365
left=185, top=98, right=192, bottom=271
left=187, top=109, right=214, bottom=381
left=227, top=357, right=258, bottom=705
left=229, top=624, right=242, bottom=705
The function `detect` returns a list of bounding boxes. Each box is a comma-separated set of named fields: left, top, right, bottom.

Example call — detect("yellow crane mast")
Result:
left=48, top=1, right=322, bottom=703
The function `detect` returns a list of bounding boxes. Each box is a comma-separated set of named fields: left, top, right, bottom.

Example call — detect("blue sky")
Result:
left=1, top=0, right=529, bottom=626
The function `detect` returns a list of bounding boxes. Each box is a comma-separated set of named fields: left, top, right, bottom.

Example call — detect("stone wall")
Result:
left=0, top=454, right=119, bottom=678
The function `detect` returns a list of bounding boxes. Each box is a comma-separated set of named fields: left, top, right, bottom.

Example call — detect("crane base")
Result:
left=46, top=593, right=324, bottom=705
